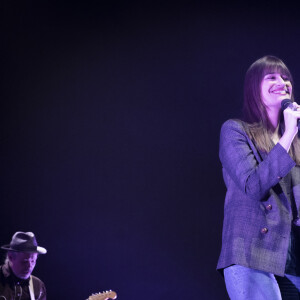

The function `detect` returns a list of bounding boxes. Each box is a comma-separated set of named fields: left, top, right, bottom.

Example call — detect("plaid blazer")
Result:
left=217, top=119, right=300, bottom=276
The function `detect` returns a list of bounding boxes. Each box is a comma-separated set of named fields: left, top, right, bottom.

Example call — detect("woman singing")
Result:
left=217, top=56, right=300, bottom=299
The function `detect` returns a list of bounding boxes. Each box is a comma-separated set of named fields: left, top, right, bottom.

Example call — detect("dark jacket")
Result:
left=217, top=119, right=300, bottom=276
left=0, top=261, right=46, bottom=300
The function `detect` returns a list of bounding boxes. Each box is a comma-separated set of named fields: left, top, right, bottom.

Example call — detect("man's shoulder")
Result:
left=31, top=275, right=47, bottom=300
left=31, top=274, right=46, bottom=289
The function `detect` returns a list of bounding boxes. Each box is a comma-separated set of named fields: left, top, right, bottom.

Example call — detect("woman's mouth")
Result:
left=271, top=89, right=289, bottom=95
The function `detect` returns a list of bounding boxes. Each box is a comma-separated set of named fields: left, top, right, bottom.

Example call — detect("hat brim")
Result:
left=1, top=245, right=47, bottom=254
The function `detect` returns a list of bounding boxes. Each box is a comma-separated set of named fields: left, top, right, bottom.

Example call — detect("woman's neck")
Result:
left=266, top=107, right=280, bottom=129
left=266, top=107, right=281, bottom=144
left=271, top=125, right=280, bottom=144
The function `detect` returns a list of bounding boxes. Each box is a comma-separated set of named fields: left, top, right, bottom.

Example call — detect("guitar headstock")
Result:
left=88, top=290, right=117, bottom=300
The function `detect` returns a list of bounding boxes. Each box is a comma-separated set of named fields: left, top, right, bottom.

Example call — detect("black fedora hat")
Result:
left=1, top=232, right=47, bottom=254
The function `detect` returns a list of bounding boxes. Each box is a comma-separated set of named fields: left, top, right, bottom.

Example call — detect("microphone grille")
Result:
left=281, top=99, right=292, bottom=110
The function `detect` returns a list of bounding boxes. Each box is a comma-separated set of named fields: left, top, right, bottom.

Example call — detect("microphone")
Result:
left=281, top=99, right=300, bottom=129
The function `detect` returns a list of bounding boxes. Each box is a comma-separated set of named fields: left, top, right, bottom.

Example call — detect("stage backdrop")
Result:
left=1, top=1, right=300, bottom=299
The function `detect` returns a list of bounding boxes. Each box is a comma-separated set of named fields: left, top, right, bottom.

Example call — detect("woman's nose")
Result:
left=277, top=76, right=286, bottom=84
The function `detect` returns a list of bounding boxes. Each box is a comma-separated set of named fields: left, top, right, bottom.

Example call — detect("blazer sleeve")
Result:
left=219, top=119, right=296, bottom=201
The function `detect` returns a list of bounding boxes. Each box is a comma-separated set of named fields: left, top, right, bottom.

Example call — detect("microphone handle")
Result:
left=286, top=103, right=300, bottom=129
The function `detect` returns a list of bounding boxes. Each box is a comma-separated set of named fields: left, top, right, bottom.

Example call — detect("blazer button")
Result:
left=266, top=204, right=272, bottom=211
left=261, top=227, right=268, bottom=234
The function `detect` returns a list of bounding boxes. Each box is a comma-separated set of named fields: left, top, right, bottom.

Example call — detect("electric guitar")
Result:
left=87, top=290, right=117, bottom=300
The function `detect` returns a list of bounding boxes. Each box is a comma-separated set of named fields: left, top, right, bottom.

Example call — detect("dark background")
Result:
left=1, top=1, right=300, bottom=299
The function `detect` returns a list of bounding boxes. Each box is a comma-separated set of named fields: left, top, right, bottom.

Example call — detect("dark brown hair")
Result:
left=242, top=55, right=300, bottom=164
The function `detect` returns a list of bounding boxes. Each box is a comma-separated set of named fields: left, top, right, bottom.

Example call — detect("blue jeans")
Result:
left=224, top=265, right=300, bottom=300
